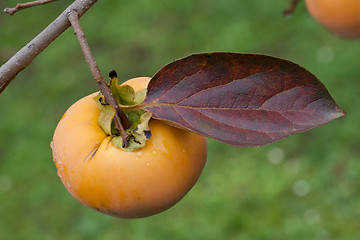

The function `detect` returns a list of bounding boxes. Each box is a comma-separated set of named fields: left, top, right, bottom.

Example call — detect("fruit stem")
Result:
left=68, top=10, right=131, bottom=147
left=283, top=0, right=301, bottom=16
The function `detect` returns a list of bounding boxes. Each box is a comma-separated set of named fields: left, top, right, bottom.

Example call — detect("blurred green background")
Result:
left=1, top=0, right=359, bottom=239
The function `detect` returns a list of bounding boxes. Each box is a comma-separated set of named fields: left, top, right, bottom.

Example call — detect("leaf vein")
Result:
left=146, top=103, right=321, bottom=114
left=193, top=108, right=288, bottom=135
left=176, top=70, right=277, bottom=104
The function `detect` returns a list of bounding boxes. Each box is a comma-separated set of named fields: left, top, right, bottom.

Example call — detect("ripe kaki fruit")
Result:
left=51, top=77, right=207, bottom=218
left=305, top=0, right=360, bottom=39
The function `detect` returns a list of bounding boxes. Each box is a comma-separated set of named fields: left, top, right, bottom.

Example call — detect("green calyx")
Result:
left=93, top=75, right=151, bottom=151
left=108, top=76, right=147, bottom=106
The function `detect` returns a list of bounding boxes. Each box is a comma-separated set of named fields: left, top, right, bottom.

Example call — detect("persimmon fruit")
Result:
left=51, top=77, right=207, bottom=218
left=305, top=0, right=360, bottom=39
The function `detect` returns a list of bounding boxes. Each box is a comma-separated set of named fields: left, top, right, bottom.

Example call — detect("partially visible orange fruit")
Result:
left=306, top=0, right=360, bottom=39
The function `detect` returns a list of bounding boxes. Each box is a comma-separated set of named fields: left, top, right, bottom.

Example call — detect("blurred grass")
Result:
left=1, top=0, right=360, bottom=239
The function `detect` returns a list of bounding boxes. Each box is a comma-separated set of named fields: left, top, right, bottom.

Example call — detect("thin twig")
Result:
left=68, top=10, right=130, bottom=147
left=0, top=0, right=97, bottom=94
left=284, top=0, right=301, bottom=17
left=4, top=0, right=57, bottom=16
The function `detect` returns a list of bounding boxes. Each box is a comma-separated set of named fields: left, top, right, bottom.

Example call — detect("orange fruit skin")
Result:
left=51, top=77, right=207, bottom=218
left=305, top=0, right=360, bottom=39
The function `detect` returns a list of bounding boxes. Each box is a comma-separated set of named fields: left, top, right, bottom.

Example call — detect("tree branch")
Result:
left=67, top=10, right=130, bottom=148
left=0, top=0, right=97, bottom=94
left=284, top=0, right=301, bottom=17
left=4, top=0, right=57, bottom=16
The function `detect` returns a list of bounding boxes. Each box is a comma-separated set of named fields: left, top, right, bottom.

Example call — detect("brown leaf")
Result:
left=142, top=52, right=345, bottom=147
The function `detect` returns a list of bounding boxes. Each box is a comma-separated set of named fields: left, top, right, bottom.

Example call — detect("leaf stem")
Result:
left=67, top=10, right=131, bottom=147
left=283, top=0, right=302, bottom=17
left=4, top=0, right=57, bottom=16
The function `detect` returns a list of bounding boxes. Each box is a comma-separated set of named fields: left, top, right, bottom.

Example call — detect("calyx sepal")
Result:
left=93, top=74, right=151, bottom=151
left=108, top=75, right=147, bottom=106
left=112, top=111, right=152, bottom=151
